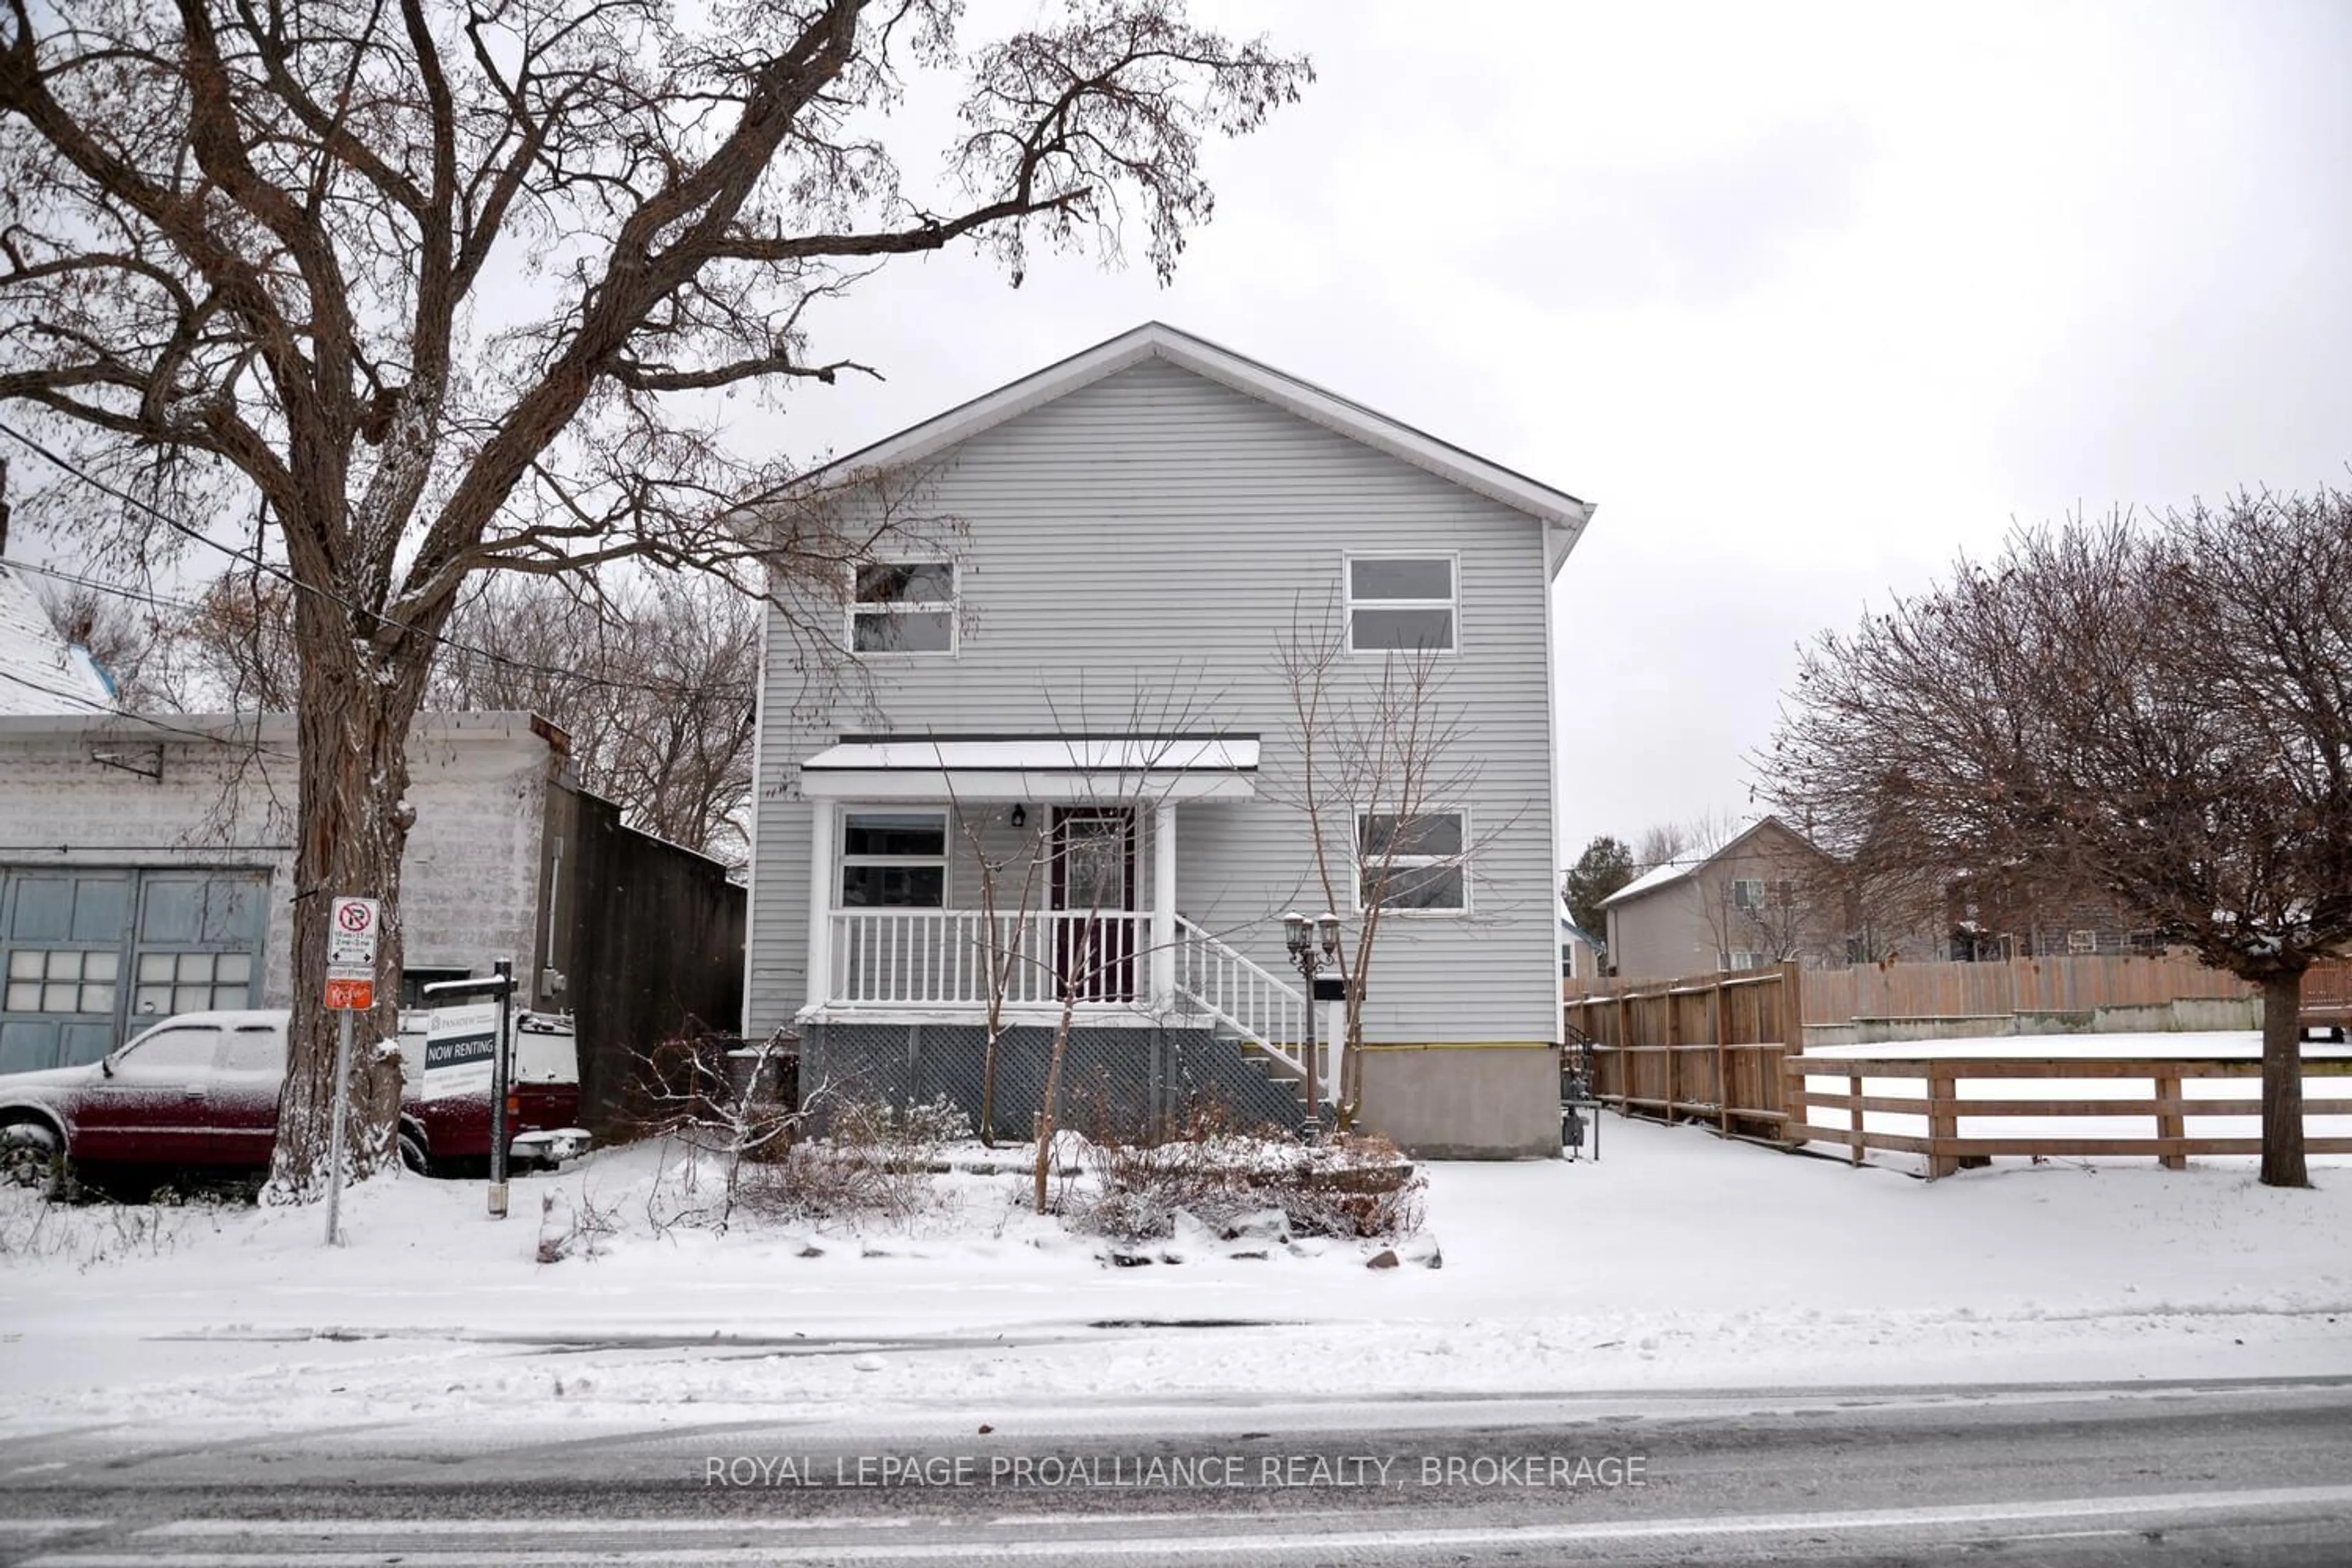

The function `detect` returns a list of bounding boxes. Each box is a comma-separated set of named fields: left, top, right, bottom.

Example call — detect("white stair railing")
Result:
left=1173, top=916, right=1308, bottom=1079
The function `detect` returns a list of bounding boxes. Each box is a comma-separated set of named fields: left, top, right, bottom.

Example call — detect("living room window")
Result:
left=840, top=811, right=948, bottom=908
left=1346, top=556, right=1456, bottom=653
left=850, top=562, right=957, bottom=655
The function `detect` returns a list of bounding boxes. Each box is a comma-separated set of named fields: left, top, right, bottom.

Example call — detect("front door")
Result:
left=1052, top=808, right=1137, bottom=1003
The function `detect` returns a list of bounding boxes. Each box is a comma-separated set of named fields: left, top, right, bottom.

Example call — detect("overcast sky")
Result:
left=755, top=0, right=2352, bottom=872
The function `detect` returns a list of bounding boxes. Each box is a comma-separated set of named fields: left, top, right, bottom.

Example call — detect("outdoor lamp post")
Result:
left=1283, top=911, right=1345, bottom=1139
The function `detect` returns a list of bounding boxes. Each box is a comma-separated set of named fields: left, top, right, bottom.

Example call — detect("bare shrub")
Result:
left=736, top=1096, right=972, bottom=1227
left=536, top=1186, right=625, bottom=1265
left=1073, top=1093, right=1425, bottom=1243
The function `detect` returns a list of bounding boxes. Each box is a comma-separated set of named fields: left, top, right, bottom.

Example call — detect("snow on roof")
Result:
left=0, top=561, right=113, bottom=717
left=1596, top=816, right=1828, bottom=909
left=1599, top=857, right=1694, bottom=907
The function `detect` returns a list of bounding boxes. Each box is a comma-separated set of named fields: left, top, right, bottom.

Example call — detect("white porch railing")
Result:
left=830, top=910, right=1151, bottom=1007
left=1174, top=916, right=1309, bottom=1079
left=822, top=909, right=1313, bottom=1084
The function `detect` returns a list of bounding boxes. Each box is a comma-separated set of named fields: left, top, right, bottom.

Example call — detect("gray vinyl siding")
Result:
left=747, top=356, right=1559, bottom=1046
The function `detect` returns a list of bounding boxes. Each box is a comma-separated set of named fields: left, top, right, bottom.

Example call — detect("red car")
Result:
left=0, top=1009, right=590, bottom=1196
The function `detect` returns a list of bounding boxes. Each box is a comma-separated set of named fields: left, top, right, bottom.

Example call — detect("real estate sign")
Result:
left=421, top=1002, right=500, bottom=1101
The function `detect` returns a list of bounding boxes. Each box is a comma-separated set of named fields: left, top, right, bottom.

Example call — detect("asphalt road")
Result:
left=4, top=1379, right=2350, bottom=1566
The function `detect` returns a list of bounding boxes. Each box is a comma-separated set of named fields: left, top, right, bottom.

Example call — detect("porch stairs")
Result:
left=1172, top=916, right=1322, bottom=1122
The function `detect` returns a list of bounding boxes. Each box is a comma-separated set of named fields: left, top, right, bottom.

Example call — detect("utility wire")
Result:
left=0, top=420, right=758, bottom=702
left=0, top=665, right=299, bottom=759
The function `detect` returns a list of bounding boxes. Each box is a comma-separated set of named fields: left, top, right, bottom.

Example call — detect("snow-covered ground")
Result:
left=3, top=1094, right=2348, bottom=1438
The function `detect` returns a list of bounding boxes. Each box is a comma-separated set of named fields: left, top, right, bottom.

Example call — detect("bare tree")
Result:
left=922, top=693, right=1231, bottom=1198
left=429, top=574, right=760, bottom=863
left=0, top=0, right=1309, bottom=1197
left=31, top=576, right=165, bottom=708
left=1632, top=809, right=1739, bottom=874
left=1764, top=492, right=2352, bottom=1188
left=1272, top=603, right=1503, bottom=1126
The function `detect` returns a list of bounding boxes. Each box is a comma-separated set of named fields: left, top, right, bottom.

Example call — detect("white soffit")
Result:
left=798, top=735, right=1259, bottom=802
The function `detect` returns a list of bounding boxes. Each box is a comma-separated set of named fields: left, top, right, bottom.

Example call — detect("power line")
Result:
left=0, top=665, right=298, bottom=759
left=0, top=421, right=754, bottom=702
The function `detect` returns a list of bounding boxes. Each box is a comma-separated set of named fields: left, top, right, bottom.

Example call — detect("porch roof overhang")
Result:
left=797, top=734, right=1259, bottom=802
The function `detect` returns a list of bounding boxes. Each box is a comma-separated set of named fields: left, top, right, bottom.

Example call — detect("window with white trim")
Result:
left=1356, top=810, right=1466, bottom=912
left=840, top=811, right=948, bottom=908
left=1346, top=556, right=1456, bottom=653
left=1730, top=878, right=1765, bottom=911
left=850, top=562, right=957, bottom=655
left=1721, top=949, right=1765, bottom=972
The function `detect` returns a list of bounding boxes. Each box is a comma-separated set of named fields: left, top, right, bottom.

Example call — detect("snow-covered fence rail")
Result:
left=1782, top=1052, right=2352, bottom=1176
left=1564, top=962, right=1802, bottom=1142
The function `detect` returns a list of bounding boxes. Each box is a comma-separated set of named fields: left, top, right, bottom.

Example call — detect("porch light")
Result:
left=1009, top=803, right=1028, bottom=829
left=1283, top=910, right=1310, bottom=959
left=1316, top=911, right=1341, bottom=960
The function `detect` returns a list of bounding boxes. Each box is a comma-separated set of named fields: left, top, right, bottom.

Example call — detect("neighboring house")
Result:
left=744, top=323, right=1593, bottom=1158
left=0, top=557, right=113, bottom=716
left=1942, top=871, right=2162, bottom=961
left=1558, top=897, right=1604, bottom=983
left=1599, top=816, right=1847, bottom=981
left=0, top=710, right=742, bottom=1131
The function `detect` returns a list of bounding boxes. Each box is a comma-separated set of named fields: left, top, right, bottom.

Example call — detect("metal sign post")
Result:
left=323, top=895, right=380, bottom=1248
left=421, top=960, right=516, bottom=1219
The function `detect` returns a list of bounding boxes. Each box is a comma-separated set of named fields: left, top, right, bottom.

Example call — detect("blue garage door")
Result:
left=0, top=868, right=268, bottom=1073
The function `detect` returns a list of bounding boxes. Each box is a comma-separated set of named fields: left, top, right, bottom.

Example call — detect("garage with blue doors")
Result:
left=0, top=867, right=267, bottom=1072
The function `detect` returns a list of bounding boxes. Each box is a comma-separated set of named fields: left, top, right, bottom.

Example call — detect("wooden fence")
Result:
left=1782, top=1054, right=2352, bottom=1175
left=1562, top=957, right=2352, bottom=1168
left=1562, top=962, right=1802, bottom=1141
left=1566, top=952, right=2260, bottom=1028
left=1795, top=953, right=2251, bottom=1026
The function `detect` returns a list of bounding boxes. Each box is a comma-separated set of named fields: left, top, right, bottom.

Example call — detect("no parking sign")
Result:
left=326, top=895, right=379, bottom=1010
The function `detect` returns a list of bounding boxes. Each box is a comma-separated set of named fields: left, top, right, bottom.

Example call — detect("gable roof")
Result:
left=0, top=561, right=113, bottom=716
left=803, top=322, right=1595, bottom=573
left=1597, top=816, right=1834, bottom=910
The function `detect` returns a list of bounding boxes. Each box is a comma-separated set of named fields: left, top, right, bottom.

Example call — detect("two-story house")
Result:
left=742, top=325, right=1592, bottom=1157
left=1599, top=815, right=1850, bottom=981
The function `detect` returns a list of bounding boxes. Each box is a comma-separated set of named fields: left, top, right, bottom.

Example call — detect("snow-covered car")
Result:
left=0, top=1008, right=590, bottom=1194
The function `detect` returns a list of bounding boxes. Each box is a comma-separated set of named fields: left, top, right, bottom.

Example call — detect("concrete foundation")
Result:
left=1354, top=1043, right=1560, bottom=1159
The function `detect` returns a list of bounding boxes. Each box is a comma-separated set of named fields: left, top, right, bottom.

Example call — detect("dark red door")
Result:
left=1052, top=807, right=1137, bottom=1003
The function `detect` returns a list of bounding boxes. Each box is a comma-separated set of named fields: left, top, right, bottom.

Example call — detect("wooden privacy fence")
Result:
left=1566, top=952, right=2264, bottom=1029
left=1782, top=1054, right=2352, bottom=1175
left=1795, top=953, right=2251, bottom=1025
left=1562, top=962, right=1801, bottom=1141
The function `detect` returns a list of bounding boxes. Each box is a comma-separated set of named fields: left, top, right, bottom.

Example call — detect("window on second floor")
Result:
left=1730, top=877, right=1766, bottom=911
left=1347, top=556, right=1457, bottom=654
left=850, top=562, right=957, bottom=655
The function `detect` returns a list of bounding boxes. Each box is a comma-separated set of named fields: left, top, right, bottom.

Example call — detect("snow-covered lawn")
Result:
left=3, top=1105, right=2348, bottom=1437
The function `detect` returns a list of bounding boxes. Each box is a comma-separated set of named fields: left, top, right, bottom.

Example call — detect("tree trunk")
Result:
left=2259, top=971, right=2309, bottom=1189
left=1033, top=992, right=1079, bottom=1215
left=266, top=644, right=420, bottom=1202
left=979, top=1022, right=1001, bottom=1148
